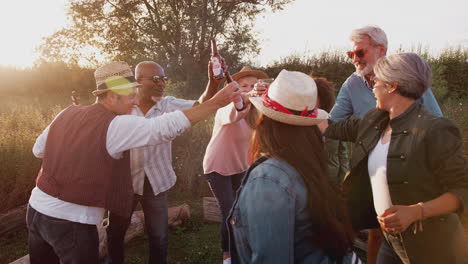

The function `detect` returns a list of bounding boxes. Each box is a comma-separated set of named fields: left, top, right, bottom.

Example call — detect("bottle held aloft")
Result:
left=210, top=40, right=225, bottom=79
left=224, top=70, right=244, bottom=110
left=211, top=39, right=243, bottom=110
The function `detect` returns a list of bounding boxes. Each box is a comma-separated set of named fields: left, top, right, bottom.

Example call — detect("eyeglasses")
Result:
left=346, top=48, right=367, bottom=59
left=141, top=75, right=169, bottom=83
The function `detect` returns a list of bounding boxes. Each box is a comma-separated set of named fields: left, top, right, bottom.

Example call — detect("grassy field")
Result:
left=0, top=94, right=466, bottom=264
left=125, top=196, right=222, bottom=264
left=0, top=196, right=222, bottom=264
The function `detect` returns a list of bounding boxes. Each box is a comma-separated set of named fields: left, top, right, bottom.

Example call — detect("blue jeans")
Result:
left=377, top=233, right=409, bottom=264
left=106, top=177, right=168, bottom=264
left=26, top=205, right=99, bottom=264
left=205, top=171, right=243, bottom=253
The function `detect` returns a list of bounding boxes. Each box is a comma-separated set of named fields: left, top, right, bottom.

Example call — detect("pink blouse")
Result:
left=203, top=102, right=252, bottom=176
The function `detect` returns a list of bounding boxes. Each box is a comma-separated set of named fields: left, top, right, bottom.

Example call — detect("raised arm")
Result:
left=108, top=82, right=240, bottom=158
left=194, top=61, right=225, bottom=106
left=183, top=81, right=240, bottom=126
left=323, top=118, right=361, bottom=143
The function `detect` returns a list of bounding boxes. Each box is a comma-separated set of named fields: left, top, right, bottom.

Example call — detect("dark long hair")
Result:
left=250, top=115, right=354, bottom=261
left=312, top=76, right=336, bottom=112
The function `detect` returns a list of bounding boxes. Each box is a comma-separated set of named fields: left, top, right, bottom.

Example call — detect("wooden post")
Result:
left=202, top=197, right=222, bottom=223
left=0, top=205, right=27, bottom=238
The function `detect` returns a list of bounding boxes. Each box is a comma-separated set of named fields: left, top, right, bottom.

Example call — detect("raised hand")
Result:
left=211, top=81, right=241, bottom=108
left=249, top=79, right=272, bottom=97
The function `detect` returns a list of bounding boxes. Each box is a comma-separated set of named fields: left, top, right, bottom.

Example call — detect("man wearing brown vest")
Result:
left=26, top=61, right=240, bottom=264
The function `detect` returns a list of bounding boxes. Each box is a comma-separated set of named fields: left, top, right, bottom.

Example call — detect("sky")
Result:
left=0, top=0, right=467, bottom=68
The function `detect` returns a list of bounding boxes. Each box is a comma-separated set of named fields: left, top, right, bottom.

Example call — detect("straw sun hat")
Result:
left=92, top=61, right=141, bottom=96
left=249, top=69, right=329, bottom=126
left=231, top=66, right=268, bottom=81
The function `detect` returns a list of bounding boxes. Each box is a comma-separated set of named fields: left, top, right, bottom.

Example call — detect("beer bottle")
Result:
left=224, top=69, right=243, bottom=110
left=211, top=39, right=244, bottom=110
left=210, top=40, right=224, bottom=79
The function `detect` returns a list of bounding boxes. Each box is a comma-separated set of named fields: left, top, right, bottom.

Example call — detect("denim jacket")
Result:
left=228, top=157, right=357, bottom=264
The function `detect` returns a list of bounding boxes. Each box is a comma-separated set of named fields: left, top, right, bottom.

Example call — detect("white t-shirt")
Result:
left=368, top=136, right=393, bottom=216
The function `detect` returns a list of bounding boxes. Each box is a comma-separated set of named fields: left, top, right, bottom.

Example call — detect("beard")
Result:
left=356, top=62, right=374, bottom=77
left=355, top=51, right=381, bottom=77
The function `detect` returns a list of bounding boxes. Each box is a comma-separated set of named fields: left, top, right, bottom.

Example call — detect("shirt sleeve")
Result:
left=324, top=118, right=361, bottom=143
left=329, top=81, right=353, bottom=122
left=420, top=88, right=443, bottom=117
left=214, top=103, right=251, bottom=126
left=32, top=125, right=49, bottom=158
left=164, top=96, right=195, bottom=112
left=427, top=118, right=468, bottom=213
left=242, top=173, right=294, bottom=264
left=32, top=109, right=66, bottom=158
left=106, top=110, right=191, bottom=159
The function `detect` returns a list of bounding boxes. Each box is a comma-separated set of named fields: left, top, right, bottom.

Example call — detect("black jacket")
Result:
left=326, top=102, right=468, bottom=263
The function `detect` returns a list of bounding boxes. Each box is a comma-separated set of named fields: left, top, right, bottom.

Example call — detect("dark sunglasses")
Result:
left=142, top=75, right=168, bottom=83
left=346, top=49, right=367, bottom=59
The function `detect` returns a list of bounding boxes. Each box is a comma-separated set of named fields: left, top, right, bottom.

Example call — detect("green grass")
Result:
left=0, top=227, right=28, bottom=263
left=0, top=90, right=466, bottom=264
left=0, top=198, right=222, bottom=264
left=125, top=197, right=222, bottom=264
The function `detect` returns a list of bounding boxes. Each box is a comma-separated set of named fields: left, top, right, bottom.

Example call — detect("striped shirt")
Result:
left=131, top=96, right=195, bottom=196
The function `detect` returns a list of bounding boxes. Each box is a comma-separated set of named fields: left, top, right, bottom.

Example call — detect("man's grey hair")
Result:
left=135, top=61, right=162, bottom=79
left=350, top=25, right=388, bottom=51
left=374, top=52, right=432, bottom=99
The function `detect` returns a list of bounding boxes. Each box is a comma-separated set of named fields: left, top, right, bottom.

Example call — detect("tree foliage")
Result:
left=37, top=0, right=293, bottom=83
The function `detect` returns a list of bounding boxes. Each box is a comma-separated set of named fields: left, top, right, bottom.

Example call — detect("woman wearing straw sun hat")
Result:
left=202, top=66, right=268, bottom=264
left=227, top=69, right=359, bottom=264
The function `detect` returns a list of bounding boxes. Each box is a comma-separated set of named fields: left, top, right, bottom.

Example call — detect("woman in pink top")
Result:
left=203, top=66, right=268, bottom=264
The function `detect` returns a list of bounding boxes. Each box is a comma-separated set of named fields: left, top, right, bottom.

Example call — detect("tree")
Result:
left=37, top=0, right=293, bottom=83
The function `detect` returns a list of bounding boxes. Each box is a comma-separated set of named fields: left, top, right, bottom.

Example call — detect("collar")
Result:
left=389, top=102, right=421, bottom=128
left=354, top=72, right=374, bottom=90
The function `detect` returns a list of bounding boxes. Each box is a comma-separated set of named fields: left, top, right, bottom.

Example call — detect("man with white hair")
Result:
left=330, top=25, right=442, bottom=121
left=329, top=25, right=443, bottom=264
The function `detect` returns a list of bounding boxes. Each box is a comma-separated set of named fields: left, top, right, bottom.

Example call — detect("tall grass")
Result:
left=0, top=97, right=63, bottom=211
left=0, top=47, right=467, bottom=213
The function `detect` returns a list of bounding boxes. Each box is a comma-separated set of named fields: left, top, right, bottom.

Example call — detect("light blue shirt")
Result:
left=329, top=73, right=443, bottom=121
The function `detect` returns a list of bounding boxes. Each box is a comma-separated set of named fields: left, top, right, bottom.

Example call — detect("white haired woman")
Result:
left=320, top=53, right=468, bottom=263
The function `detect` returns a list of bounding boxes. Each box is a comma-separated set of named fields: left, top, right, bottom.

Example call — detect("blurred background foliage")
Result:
left=0, top=46, right=467, bottom=213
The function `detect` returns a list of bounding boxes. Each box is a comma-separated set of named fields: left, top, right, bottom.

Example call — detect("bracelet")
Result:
left=417, top=202, right=425, bottom=220
left=413, top=202, right=424, bottom=234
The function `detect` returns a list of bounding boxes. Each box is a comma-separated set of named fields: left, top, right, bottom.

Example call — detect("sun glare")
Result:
left=0, top=0, right=67, bottom=68
left=0, top=0, right=466, bottom=68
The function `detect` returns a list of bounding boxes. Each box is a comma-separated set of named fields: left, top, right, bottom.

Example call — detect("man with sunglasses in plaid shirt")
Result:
left=329, top=25, right=443, bottom=264
left=105, top=61, right=224, bottom=264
